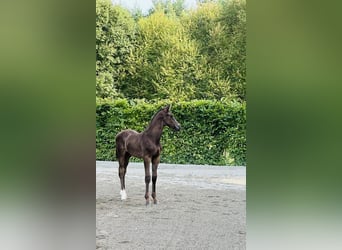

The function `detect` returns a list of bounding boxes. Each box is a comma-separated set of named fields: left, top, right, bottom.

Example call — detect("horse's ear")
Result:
left=163, top=104, right=171, bottom=112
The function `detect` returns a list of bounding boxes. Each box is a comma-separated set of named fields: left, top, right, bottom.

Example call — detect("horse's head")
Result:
left=161, top=105, right=181, bottom=131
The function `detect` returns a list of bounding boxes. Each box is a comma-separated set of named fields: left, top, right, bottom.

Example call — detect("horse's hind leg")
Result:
left=118, top=153, right=130, bottom=200
left=151, top=155, right=160, bottom=204
left=143, top=157, right=151, bottom=205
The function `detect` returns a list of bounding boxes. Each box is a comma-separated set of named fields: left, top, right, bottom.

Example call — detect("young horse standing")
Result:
left=115, top=105, right=181, bottom=205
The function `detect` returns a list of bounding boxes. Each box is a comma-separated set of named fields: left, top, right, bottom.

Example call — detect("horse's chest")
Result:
left=146, top=143, right=161, bottom=156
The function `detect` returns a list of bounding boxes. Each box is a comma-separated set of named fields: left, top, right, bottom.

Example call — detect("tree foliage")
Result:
left=96, top=0, right=135, bottom=98
left=95, top=0, right=246, bottom=102
left=150, top=0, right=186, bottom=16
left=123, top=10, right=205, bottom=101
left=184, top=0, right=246, bottom=100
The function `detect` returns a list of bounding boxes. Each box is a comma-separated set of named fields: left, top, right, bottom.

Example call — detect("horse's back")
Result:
left=116, top=129, right=138, bottom=146
left=116, top=129, right=137, bottom=139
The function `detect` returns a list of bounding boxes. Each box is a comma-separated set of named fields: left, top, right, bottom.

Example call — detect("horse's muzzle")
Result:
left=174, top=124, right=181, bottom=131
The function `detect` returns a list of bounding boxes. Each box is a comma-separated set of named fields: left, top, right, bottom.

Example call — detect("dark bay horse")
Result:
left=115, top=105, right=181, bottom=205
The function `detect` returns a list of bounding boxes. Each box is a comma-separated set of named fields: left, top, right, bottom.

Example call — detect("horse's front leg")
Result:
left=143, top=157, right=151, bottom=205
left=152, top=155, right=160, bottom=204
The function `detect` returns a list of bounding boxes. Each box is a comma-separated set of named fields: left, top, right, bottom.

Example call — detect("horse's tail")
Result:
left=115, top=132, right=124, bottom=160
left=115, top=135, right=120, bottom=160
left=115, top=130, right=131, bottom=160
left=115, top=145, right=120, bottom=159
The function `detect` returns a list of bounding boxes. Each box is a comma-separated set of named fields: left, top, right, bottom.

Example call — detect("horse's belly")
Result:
left=126, top=143, right=143, bottom=158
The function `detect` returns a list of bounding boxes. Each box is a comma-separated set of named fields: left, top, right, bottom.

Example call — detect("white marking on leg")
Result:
left=120, top=189, right=127, bottom=200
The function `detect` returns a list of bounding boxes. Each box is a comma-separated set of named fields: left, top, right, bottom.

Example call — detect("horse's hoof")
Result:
left=145, top=200, right=150, bottom=206
left=120, top=190, right=127, bottom=200
left=153, top=199, right=158, bottom=205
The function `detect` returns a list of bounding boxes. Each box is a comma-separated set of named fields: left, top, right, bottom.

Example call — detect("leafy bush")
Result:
left=96, top=99, right=246, bottom=165
left=96, top=0, right=136, bottom=98
left=95, top=0, right=246, bottom=103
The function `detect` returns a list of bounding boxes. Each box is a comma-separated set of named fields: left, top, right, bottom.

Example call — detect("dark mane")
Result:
left=145, top=107, right=165, bottom=129
left=150, top=107, right=165, bottom=121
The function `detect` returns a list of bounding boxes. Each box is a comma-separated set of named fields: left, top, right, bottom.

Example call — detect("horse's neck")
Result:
left=144, top=114, right=163, bottom=142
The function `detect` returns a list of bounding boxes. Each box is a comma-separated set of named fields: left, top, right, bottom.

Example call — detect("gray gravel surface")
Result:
left=96, top=161, right=246, bottom=250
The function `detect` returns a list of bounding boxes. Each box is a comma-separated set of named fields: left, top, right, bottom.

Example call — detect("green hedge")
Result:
left=96, top=99, right=246, bottom=166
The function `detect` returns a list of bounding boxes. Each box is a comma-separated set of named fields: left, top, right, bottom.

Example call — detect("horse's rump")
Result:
left=115, top=129, right=139, bottom=159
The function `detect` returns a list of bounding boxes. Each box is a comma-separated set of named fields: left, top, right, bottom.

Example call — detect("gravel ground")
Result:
left=96, top=161, right=246, bottom=250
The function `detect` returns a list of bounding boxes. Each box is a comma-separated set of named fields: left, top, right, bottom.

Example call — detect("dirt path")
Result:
left=96, top=161, right=246, bottom=250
